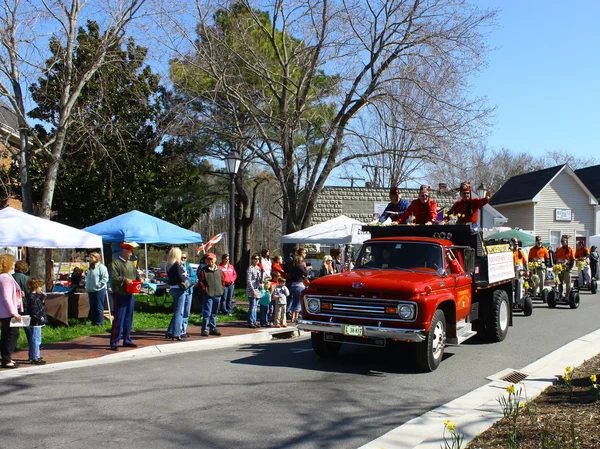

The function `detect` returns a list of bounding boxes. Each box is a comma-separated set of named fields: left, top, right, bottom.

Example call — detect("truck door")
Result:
left=447, top=248, right=472, bottom=320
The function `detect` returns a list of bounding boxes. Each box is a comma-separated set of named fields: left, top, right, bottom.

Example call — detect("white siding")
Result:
left=535, top=171, right=595, bottom=246
left=494, top=203, right=534, bottom=231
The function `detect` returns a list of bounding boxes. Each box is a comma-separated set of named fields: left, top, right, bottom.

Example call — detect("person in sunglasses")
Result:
left=395, top=185, right=438, bottom=225
left=528, top=236, right=549, bottom=296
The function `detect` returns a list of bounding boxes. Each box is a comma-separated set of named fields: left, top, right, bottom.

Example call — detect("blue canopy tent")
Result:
left=83, top=210, right=203, bottom=296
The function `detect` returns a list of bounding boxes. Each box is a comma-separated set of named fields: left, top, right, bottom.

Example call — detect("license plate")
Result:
left=344, top=324, right=364, bottom=337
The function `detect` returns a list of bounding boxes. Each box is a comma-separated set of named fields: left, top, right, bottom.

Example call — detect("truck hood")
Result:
left=308, top=269, right=446, bottom=295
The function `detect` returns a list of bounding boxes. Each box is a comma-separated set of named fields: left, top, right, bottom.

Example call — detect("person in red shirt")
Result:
left=575, top=241, right=591, bottom=287
left=555, top=236, right=575, bottom=298
left=218, top=254, right=237, bottom=316
left=528, top=236, right=550, bottom=296
left=396, top=185, right=437, bottom=225
left=271, top=255, right=286, bottom=279
left=445, top=182, right=491, bottom=224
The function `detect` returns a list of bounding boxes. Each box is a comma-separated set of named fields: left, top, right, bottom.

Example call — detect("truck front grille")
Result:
left=310, top=295, right=417, bottom=321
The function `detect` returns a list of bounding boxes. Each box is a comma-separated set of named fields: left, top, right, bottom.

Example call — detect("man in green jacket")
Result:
left=109, top=242, right=141, bottom=351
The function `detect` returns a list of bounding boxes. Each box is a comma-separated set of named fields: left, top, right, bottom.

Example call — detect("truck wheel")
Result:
left=416, top=309, right=446, bottom=372
left=484, top=290, right=510, bottom=342
left=591, top=279, right=598, bottom=294
left=311, top=332, right=341, bottom=359
left=523, top=295, right=533, bottom=316
left=568, top=291, right=580, bottom=309
left=547, top=290, right=557, bottom=308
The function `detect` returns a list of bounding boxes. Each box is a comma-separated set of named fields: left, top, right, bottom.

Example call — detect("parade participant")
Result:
left=528, top=236, right=550, bottom=296
left=512, top=238, right=527, bottom=268
left=590, top=246, right=599, bottom=280
left=396, top=185, right=438, bottom=225
left=444, top=182, right=491, bottom=224
left=109, top=242, right=141, bottom=351
left=380, top=186, right=410, bottom=223
left=198, top=253, right=224, bottom=336
left=554, top=236, right=575, bottom=298
left=575, top=240, right=591, bottom=288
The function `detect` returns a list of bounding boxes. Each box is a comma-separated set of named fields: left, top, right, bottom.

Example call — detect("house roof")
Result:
left=0, top=101, right=19, bottom=137
left=575, top=164, right=600, bottom=200
left=490, top=165, right=564, bottom=206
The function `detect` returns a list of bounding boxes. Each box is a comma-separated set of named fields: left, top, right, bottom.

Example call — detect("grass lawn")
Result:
left=16, top=290, right=249, bottom=349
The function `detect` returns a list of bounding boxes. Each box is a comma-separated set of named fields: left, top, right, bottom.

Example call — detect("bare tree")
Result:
left=0, top=0, right=148, bottom=276
left=156, top=0, right=497, bottom=235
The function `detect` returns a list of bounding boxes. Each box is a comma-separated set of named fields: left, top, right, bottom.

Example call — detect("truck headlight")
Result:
left=306, top=297, right=320, bottom=313
left=398, top=304, right=415, bottom=320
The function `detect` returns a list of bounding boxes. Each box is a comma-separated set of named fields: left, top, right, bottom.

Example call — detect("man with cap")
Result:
left=528, top=236, right=550, bottom=296
left=555, top=236, right=575, bottom=298
left=444, top=182, right=491, bottom=224
left=396, top=185, right=438, bottom=225
left=109, top=242, right=142, bottom=350
left=197, top=253, right=224, bottom=336
left=379, top=186, right=410, bottom=223
left=575, top=240, right=591, bottom=288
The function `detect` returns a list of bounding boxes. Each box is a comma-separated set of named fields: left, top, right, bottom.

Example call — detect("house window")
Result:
left=550, top=231, right=561, bottom=251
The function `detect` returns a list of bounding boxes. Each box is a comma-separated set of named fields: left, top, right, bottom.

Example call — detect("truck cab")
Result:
left=298, top=224, right=514, bottom=371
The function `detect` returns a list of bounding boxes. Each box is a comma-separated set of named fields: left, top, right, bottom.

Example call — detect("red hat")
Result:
left=460, top=182, right=471, bottom=193
left=419, top=185, right=430, bottom=194
left=120, top=242, right=139, bottom=252
left=389, top=186, right=401, bottom=196
left=206, top=253, right=217, bottom=260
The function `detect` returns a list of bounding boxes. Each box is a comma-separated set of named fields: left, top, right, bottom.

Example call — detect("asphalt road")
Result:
left=2, top=292, right=599, bottom=449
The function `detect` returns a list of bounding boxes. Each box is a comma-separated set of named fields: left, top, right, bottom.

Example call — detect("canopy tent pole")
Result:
left=145, top=244, right=149, bottom=279
left=52, top=249, right=66, bottom=293
left=100, top=246, right=113, bottom=324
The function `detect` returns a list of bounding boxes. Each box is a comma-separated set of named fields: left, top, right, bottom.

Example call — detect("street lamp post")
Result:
left=477, top=183, right=487, bottom=229
left=225, top=150, right=242, bottom=264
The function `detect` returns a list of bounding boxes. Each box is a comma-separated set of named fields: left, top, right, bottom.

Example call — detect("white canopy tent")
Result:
left=589, top=234, right=600, bottom=249
left=0, top=207, right=102, bottom=248
left=280, top=215, right=369, bottom=245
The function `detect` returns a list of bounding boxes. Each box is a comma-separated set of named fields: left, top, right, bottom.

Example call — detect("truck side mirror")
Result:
left=464, top=248, right=475, bottom=273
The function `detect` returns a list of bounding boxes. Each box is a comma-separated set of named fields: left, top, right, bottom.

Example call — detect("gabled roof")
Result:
left=490, top=165, right=563, bottom=206
left=575, top=164, right=600, bottom=200
left=0, top=101, right=19, bottom=138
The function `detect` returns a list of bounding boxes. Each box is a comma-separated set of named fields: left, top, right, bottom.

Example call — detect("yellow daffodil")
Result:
left=444, top=419, right=452, bottom=426
left=519, top=402, right=526, bottom=408
left=591, top=374, right=597, bottom=383
left=565, top=366, right=572, bottom=373
left=447, top=423, right=456, bottom=431
left=506, top=385, right=515, bottom=394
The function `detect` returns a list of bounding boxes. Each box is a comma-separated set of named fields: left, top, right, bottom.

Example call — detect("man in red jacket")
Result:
left=396, top=185, right=437, bottom=224
left=445, top=181, right=491, bottom=224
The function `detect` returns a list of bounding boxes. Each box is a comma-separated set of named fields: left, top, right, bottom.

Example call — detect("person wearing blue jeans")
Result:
left=246, top=254, right=262, bottom=328
left=165, top=247, right=189, bottom=340
left=86, top=252, right=109, bottom=326
left=219, top=254, right=237, bottom=315
left=197, top=253, right=224, bottom=336
left=25, top=277, right=47, bottom=364
left=180, top=252, right=198, bottom=336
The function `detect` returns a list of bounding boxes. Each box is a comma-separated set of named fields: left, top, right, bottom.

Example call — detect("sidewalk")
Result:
left=9, top=320, right=299, bottom=367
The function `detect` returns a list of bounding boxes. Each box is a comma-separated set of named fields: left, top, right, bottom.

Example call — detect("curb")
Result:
left=0, top=326, right=303, bottom=380
left=359, top=328, right=600, bottom=449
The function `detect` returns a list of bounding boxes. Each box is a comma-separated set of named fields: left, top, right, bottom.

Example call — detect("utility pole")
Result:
left=340, top=176, right=364, bottom=187
left=362, top=164, right=381, bottom=187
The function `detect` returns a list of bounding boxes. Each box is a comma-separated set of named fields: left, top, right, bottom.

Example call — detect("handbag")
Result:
left=180, top=278, right=194, bottom=290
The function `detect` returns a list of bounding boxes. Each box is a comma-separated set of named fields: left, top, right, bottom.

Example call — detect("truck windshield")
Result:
left=355, top=241, right=444, bottom=273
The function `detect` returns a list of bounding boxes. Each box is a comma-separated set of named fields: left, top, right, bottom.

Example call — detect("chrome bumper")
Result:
left=297, top=320, right=427, bottom=342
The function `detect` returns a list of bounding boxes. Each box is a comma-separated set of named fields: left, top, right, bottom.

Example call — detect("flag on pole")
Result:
left=197, top=232, right=224, bottom=255
left=437, top=207, right=446, bottom=222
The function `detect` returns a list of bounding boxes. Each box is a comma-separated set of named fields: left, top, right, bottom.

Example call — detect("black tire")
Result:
left=541, top=289, right=548, bottom=304
left=547, top=289, right=557, bottom=308
left=483, top=289, right=510, bottom=342
left=523, top=295, right=533, bottom=316
left=591, top=280, right=598, bottom=295
left=416, top=309, right=446, bottom=372
left=568, top=291, right=580, bottom=309
left=311, top=332, right=342, bottom=358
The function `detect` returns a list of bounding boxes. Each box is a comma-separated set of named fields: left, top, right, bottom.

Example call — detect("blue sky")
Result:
left=471, top=0, right=600, bottom=159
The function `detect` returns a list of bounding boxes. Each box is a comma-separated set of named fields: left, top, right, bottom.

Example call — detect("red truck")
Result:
left=298, top=224, right=516, bottom=371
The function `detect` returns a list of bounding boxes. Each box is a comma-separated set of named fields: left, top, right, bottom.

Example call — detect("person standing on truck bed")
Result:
left=380, top=186, right=410, bottom=223
left=555, top=236, right=575, bottom=298
left=444, top=181, right=491, bottom=224
left=395, top=185, right=438, bottom=225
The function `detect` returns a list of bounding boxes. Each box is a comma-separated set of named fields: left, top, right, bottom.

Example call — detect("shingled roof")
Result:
left=0, top=101, right=19, bottom=137
left=490, top=165, right=564, bottom=206
left=575, top=164, right=600, bottom=200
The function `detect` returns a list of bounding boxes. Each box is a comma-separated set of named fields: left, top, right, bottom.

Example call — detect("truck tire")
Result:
left=547, top=290, right=557, bottom=308
left=416, top=309, right=446, bottom=372
left=591, top=279, right=597, bottom=295
left=311, top=332, right=342, bottom=359
left=483, top=290, right=510, bottom=342
left=523, top=295, right=533, bottom=316
left=568, top=290, right=580, bottom=309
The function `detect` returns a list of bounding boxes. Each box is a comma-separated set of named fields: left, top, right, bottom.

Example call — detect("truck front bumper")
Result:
left=297, top=320, right=427, bottom=342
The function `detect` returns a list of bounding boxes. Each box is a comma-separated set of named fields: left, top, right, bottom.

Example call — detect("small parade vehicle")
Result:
left=546, top=261, right=580, bottom=309
left=572, top=260, right=598, bottom=294
left=514, top=267, right=533, bottom=316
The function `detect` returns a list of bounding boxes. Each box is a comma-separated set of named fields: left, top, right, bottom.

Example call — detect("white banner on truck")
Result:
left=487, top=251, right=515, bottom=284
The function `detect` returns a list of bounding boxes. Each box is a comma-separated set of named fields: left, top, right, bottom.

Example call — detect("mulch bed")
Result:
left=467, top=354, right=600, bottom=449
